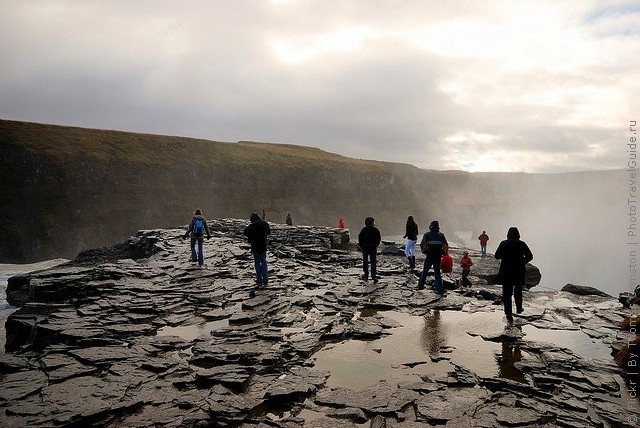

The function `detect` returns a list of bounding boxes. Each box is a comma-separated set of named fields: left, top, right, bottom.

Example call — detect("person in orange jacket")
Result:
left=460, top=251, right=473, bottom=285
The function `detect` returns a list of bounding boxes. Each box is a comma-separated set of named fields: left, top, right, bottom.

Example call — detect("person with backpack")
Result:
left=357, top=217, right=381, bottom=282
left=403, top=216, right=419, bottom=270
left=244, top=212, right=271, bottom=286
left=182, top=209, right=211, bottom=267
left=441, top=249, right=453, bottom=274
left=418, top=220, right=448, bottom=294
left=495, top=227, right=533, bottom=325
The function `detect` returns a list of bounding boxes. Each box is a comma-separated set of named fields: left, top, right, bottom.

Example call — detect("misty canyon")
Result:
left=0, top=119, right=630, bottom=294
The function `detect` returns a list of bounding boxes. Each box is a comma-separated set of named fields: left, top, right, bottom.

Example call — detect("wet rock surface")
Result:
left=1, top=219, right=638, bottom=427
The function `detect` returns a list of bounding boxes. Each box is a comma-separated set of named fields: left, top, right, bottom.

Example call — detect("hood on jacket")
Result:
left=365, top=217, right=375, bottom=226
left=507, top=227, right=520, bottom=240
left=250, top=212, right=261, bottom=222
left=429, top=220, right=440, bottom=231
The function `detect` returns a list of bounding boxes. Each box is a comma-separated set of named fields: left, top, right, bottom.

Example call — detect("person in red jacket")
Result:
left=441, top=250, right=453, bottom=274
left=478, top=231, right=489, bottom=256
left=460, top=251, right=473, bottom=285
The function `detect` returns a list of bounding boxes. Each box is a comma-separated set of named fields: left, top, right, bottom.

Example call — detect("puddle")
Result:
left=522, top=324, right=613, bottom=360
left=312, top=309, right=621, bottom=391
left=156, top=319, right=229, bottom=341
left=313, top=310, right=510, bottom=390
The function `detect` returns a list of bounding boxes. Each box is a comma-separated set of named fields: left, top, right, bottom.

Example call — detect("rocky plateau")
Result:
left=0, top=219, right=638, bottom=427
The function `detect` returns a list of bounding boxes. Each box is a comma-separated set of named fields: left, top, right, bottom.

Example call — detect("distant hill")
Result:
left=0, top=117, right=626, bottom=292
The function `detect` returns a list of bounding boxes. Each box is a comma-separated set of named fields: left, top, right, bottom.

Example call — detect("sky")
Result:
left=1, top=0, right=639, bottom=173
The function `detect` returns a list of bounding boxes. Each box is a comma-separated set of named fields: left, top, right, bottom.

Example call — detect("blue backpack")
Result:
left=192, top=218, right=204, bottom=236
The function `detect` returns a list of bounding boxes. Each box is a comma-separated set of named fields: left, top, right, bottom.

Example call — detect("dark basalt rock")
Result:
left=562, top=283, right=612, bottom=297
left=0, top=219, right=636, bottom=427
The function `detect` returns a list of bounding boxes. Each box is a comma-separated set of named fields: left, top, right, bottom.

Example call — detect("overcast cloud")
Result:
left=1, top=0, right=638, bottom=172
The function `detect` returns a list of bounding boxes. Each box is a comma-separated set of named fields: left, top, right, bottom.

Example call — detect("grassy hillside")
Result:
left=1, top=118, right=623, bottom=278
left=1, top=119, right=447, bottom=261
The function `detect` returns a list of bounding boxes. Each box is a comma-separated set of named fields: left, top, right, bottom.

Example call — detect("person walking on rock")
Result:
left=403, top=216, right=419, bottom=270
left=182, top=209, right=211, bottom=267
left=460, top=251, right=473, bottom=286
left=478, top=231, right=489, bottom=256
left=358, top=217, right=381, bottom=282
left=286, top=212, right=293, bottom=226
left=244, top=212, right=271, bottom=286
left=418, top=220, right=448, bottom=294
left=495, top=227, right=533, bottom=325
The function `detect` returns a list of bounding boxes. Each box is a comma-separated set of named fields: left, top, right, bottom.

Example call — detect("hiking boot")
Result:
left=503, top=316, right=514, bottom=326
left=360, top=274, right=369, bottom=281
left=516, top=308, right=524, bottom=314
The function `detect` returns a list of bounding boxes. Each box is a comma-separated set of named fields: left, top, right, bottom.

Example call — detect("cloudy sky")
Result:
left=1, top=0, right=638, bottom=172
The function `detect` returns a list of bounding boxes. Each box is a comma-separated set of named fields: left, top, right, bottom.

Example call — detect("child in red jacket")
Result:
left=460, top=251, right=473, bottom=285
left=441, top=250, right=453, bottom=274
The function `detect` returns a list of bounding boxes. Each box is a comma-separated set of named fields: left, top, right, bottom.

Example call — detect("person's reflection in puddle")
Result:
left=421, top=310, right=446, bottom=356
left=496, top=339, right=527, bottom=383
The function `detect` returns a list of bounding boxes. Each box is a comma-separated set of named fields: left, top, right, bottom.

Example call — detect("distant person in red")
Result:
left=441, top=250, right=453, bottom=274
left=460, top=251, right=473, bottom=285
left=478, top=231, right=489, bottom=256
left=495, top=227, right=533, bottom=326
left=338, top=218, right=345, bottom=229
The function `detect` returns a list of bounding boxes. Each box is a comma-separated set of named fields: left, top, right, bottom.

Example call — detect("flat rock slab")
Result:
left=0, top=220, right=636, bottom=428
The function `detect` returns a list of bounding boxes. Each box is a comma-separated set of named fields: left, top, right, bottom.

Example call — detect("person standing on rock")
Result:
left=418, top=220, right=448, bottom=294
left=182, top=209, right=211, bottom=267
left=286, top=212, right=293, bottom=226
left=478, top=231, right=489, bottom=256
left=403, top=216, right=419, bottom=270
left=338, top=218, right=345, bottom=229
left=244, top=212, right=271, bottom=286
left=357, top=217, right=381, bottom=282
left=495, top=227, right=533, bottom=325
left=460, top=251, right=473, bottom=286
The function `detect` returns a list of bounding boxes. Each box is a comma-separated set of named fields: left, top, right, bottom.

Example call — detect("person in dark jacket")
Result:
left=418, top=220, right=448, bottom=294
left=495, top=227, right=533, bottom=325
left=182, top=209, right=211, bottom=267
left=244, top=212, right=271, bottom=286
left=286, top=212, right=293, bottom=226
left=357, top=217, right=381, bottom=282
left=403, top=216, right=419, bottom=270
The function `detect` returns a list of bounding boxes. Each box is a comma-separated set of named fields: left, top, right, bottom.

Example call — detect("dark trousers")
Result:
left=252, top=251, right=268, bottom=284
left=419, top=256, right=443, bottom=293
left=190, top=237, right=204, bottom=265
left=362, top=250, right=377, bottom=279
left=462, top=269, right=471, bottom=285
left=502, top=283, right=523, bottom=320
